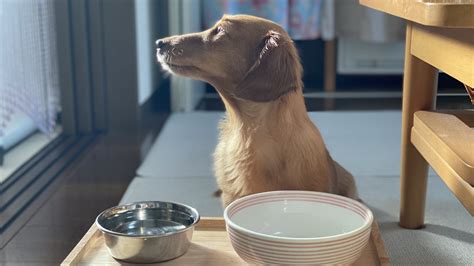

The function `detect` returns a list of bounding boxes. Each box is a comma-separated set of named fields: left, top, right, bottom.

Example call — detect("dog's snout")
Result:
left=155, top=39, right=165, bottom=49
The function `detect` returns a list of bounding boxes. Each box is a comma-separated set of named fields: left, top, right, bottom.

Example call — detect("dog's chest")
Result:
left=214, top=117, right=336, bottom=193
left=216, top=129, right=257, bottom=171
left=214, top=123, right=290, bottom=184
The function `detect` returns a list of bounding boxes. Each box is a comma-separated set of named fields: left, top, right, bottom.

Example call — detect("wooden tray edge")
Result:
left=62, top=217, right=391, bottom=265
left=371, top=220, right=391, bottom=266
left=195, top=216, right=226, bottom=230
left=60, top=217, right=226, bottom=265
left=197, top=217, right=391, bottom=265
left=61, top=223, right=101, bottom=266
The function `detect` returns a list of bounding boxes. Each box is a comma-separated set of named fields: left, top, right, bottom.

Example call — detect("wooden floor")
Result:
left=0, top=114, right=168, bottom=265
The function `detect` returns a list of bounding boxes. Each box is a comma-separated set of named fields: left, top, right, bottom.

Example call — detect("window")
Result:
left=0, top=0, right=62, bottom=181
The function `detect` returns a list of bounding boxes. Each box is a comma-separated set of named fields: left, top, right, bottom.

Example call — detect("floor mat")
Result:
left=137, top=111, right=436, bottom=179
left=121, top=176, right=222, bottom=216
left=131, top=111, right=471, bottom=265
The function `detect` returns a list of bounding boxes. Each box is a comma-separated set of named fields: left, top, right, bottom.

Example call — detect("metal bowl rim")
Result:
left=95, top=200, right=200, bottom=238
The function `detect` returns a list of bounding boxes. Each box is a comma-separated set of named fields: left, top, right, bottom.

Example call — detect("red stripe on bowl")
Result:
left=229, top=234, right=368, bottom=259
left=228, top=194, right=369, bottom=220
left=229, top=231, right=369, bottom=254
left=229, top=196, right=367, bottom=215
left=227, top=193, right=370, bottom=220
left=232, top=251, right=260, bottom=265
left=232, top=244, right=362, bottom=265
left=227, top=223, right=371, bottom=246
left=227, top=192, right=368, bottom=214
left=229, top=197, right=368, bottom=220
left=228, top=229, right=370, bottom=252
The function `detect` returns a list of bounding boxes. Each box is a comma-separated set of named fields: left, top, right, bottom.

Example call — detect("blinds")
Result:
left=0, top=0, right=60, bottom=136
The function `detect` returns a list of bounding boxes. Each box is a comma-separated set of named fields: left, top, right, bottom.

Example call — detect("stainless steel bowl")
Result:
left=95, top=201, right=200, bottom=263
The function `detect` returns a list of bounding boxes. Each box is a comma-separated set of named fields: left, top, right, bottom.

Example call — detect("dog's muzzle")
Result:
left=155, top=39, right=168, bottom=56
left=156, top=39, right=183, bottom=56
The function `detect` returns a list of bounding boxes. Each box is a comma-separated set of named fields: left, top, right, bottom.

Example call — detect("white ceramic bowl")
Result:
left=224, top=191, right=373, bottom=265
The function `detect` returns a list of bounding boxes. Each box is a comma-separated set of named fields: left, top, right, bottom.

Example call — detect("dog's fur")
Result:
left=156, top=15, right=358, bottom=206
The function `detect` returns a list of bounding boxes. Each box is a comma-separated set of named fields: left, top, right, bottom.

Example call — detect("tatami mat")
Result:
left=125, top=111, right=472, bottom=265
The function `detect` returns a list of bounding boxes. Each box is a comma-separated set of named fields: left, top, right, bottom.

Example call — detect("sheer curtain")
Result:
left=0, top=0, right=60, bottom=137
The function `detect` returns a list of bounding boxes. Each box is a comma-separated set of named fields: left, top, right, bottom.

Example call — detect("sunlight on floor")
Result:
left=0, top=127, right=61, bottom=182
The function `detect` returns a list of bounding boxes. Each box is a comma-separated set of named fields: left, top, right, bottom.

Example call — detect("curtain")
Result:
left=203, top=0, right=405, bottom=42
left=203, top=0, right=323, bottom=40
left=0, top=0, right=60, bottom=137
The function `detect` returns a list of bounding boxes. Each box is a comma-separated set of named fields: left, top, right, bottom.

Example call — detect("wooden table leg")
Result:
left=399, top=23, right=439, bottom=229
left=324, top=39, right=336, bottom=110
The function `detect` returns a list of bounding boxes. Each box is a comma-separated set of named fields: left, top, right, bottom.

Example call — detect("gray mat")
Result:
left=137, top=111, right=436, bottom=179
left=136, top=112, right=220, bottom=179
left=357, top=175, right=473, bottom=265
left=120, top=176, right=222, bottom=216
left=128, top=111, right=471, bottom=265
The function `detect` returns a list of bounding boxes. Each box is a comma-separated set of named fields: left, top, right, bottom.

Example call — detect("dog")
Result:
left=156, top=14, right=358, bottom=206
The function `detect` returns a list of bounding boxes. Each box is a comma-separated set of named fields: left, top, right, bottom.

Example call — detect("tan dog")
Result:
left=156, top=15, right=358, bottom=206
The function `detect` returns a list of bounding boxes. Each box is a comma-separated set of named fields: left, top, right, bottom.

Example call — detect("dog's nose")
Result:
left=155, top=39, right=165, bottom=49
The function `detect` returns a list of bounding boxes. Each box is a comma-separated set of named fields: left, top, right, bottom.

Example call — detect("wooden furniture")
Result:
left=465, top=84, right=474, bottom=103
left=62, top=217, right=390, bottom=265
left=324, top=40, right=337, bottom=110
left=360, top=0, right=474, bottom=229
left=412, top=111, right=474, bottom=210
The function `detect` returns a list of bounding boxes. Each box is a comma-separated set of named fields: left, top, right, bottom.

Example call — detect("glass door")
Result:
left=0, top=0, right=62, bottom=182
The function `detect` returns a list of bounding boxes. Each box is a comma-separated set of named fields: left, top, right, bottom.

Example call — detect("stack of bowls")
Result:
left=224, top=191, right=373, bottom=265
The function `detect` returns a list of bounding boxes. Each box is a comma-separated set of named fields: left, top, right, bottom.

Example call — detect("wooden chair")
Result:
left=360, top=0, right=474, bottom=229
left=412, top=111, right=474, bottom=213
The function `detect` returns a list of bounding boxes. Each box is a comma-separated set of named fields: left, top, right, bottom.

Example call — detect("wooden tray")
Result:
left=62, top=217, right=390, bottom=265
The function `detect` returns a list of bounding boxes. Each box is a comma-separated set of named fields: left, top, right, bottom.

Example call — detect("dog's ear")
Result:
left=234, top=30, right=302, bottom=102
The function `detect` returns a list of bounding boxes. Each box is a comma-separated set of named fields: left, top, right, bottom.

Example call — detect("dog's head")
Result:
left=156, top=14, right=302, bottom=102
